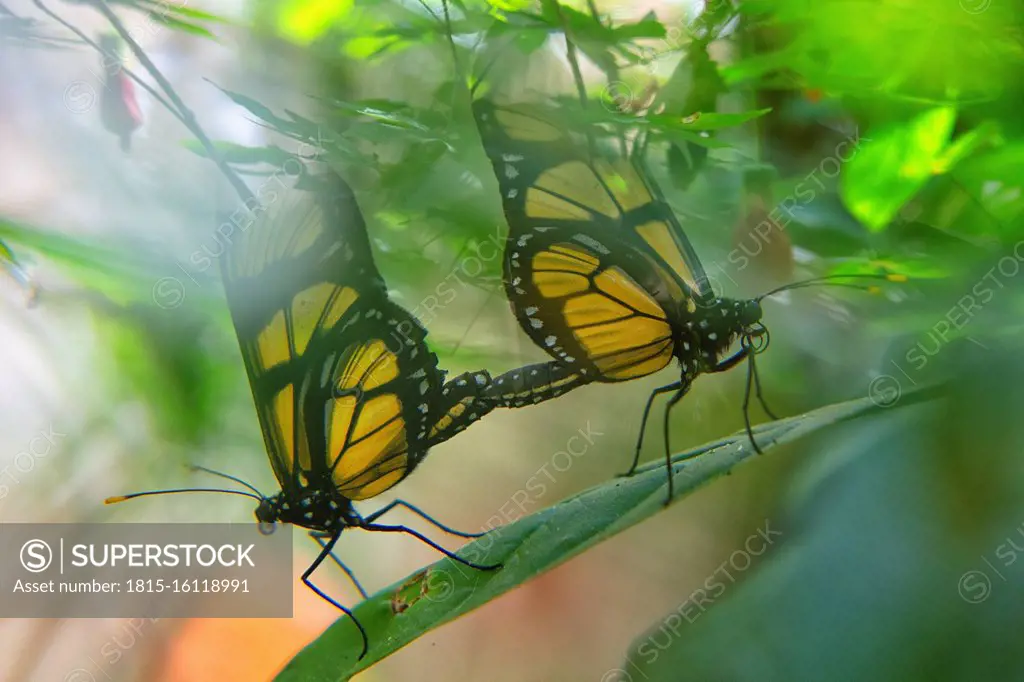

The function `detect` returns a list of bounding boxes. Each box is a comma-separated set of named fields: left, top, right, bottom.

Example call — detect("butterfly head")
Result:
left=737, top=299, right=770, bottom=358
left=736, top=298, right=763, bottom=329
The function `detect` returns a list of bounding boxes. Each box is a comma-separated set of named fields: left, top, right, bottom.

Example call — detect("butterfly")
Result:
left=471, top=98, right=775, bottom=502
left=107, top=170, right=505, bottom=658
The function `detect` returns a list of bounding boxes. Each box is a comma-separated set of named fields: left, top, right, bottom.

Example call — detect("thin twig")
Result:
left=552, top=1, right=588, bottom=110
left=32, top=0, right=178, bottom=115
left=438, top=0, right=461, bottom=89
left=551, top=0, right=596, bottom=160
left=90, top=0, right=256, bottom=205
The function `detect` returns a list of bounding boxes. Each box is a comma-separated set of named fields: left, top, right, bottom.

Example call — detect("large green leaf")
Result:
left=275, top=391, right=934, bottom=681
left=840, top=107, right=957, bottom=232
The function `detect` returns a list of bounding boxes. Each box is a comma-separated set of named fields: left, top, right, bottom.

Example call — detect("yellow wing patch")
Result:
left=339, top=461, right=407, bottom=501
left=595, top=340, right=674, bottom=379
left=496, top=108, right=563, bottom=142
left=271, top=384, right=296, bottom=470
left=333, top=397, right=409, bottom=501
left=535, top=271, right=590, bottom=298
left=635, top=221, right=702, bottom=294
left=573, top=315, right=672, bottom=358
left=323, top=338, right=414, bottom=501
left=327, top=395, right=357, bottom=468
left=534, top=161, right=619, bottom=218
left=526, top=191, right=592, bottom=220
left=337, top=340, right=399, bottom=392
left=350, top=394, right=403, bottom=443
left=594, top=159, right=650, bottom=214
left=542, top=261, right=674, bottom=381
left=525, top=159, right=650, bottom=221
left=332, top=414, right=405, bottom=485
left=533, top=245, right=600, bottom=276
left=254, top=285, right=358, bottom=371
left=257, top=311, right=290, bottom=371
left=594, top=268, right=666, bottom=319
left=563, top=292, right=633, bottom=327
left=291, top=284, right=358, bottom=356
left=532, top=243, right=603, bottom=298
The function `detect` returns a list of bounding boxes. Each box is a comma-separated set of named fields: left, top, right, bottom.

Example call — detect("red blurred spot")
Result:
left=101, top=69, right=143, bottom=152
left=156, top=557, right=346, bottom=681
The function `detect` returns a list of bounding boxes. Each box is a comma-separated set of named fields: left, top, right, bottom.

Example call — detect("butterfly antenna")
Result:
left=105, top=488, right=263, bottom=505
left=106, top=465, right=267, bottom=505
left=189, top=464, right=265, bottom=498
left=755, top=273, right=905, bottom=302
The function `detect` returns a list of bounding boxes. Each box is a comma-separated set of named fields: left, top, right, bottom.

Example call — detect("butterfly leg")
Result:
left=363, top=499, right=486, bottom=539
left=749, top=352, right=779, bottom=420
left=742, top=358, right=763, bottom=455
left=711, top=347, right=773, bottom=450
left=301, top=531, right=369, bottom=659
left=309, top=530, right=368, bottom=599
left=623, top=382, right=684, bottom=478
left=358, top=521, right=502, bottom=571
left=712, top=347, right=750, bottom=372
left=660, top=384, right=692, bottom=506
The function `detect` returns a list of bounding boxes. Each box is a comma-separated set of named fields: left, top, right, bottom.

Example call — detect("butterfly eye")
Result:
left=258, top=521, right=277, bottom=536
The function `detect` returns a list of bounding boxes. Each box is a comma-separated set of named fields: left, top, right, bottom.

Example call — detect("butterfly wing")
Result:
left=473, top=99, right=715, bottom=382
left=309, top=298, right=442, bottom=500
left=221, top=172, right=441, bottom=500
left=506, top=227, right=677, bottom=381
left=472, top=99, right=714, bottom=303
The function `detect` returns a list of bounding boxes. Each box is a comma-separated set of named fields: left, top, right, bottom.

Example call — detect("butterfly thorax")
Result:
left=676, top=297, right=763, bottom=377
left=255, top=484, right=358, bottom=533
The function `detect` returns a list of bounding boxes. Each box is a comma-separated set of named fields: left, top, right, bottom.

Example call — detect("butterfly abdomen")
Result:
left=485, top=362, right=588, bottom=408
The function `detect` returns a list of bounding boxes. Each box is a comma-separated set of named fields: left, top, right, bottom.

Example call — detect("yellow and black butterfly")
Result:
left=107, top=170, right=504, bottom=658
left=471, top=98, right=777, bottom=501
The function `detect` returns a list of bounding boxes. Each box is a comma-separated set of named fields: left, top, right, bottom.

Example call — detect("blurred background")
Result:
left=1, top=0, right=1023, bottom=680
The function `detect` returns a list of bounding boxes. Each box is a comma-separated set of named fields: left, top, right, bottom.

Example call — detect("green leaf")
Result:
left=841, top=107, right=958, bottom=232
left=0, top=13, right=79, bottom=49
left=0, top=217, right=157, bottom=305
left=145, top=12, right=216, bottom=38
left=932, top=121, right=1000, bottom=175
left=181, top=140, right=299, bottom=167
left=627, top=340, right=1022, bottom=682
left=327, top=99, right=434, bottom=134
left=276, top=0, right=354, bottom=44
left=153, top=3, right=228, bottom=23
left=646, top=109, right=772, bottom=132
left=274, top=393, right=925, bottom=681
left=0, top=234, right=35, bottom=301
left=207, top=82, right=313, bottom=136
